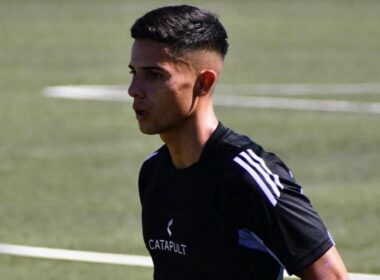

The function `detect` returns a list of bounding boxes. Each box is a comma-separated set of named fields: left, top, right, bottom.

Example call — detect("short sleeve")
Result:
left=226, top=146, right=334, bottom=275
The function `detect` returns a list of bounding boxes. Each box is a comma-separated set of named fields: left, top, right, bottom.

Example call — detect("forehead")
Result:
left=130, top=39, right=176, bottom=67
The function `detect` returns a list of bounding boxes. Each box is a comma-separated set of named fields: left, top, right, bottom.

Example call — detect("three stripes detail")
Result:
left=233, top=149, right=284, bottom=206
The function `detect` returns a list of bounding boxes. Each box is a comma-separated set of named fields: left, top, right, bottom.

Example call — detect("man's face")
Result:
left=128, top=39, right=197, bottom=135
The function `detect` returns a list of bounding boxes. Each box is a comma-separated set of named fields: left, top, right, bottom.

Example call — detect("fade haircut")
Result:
left=130, top=5, right=229, bottom=59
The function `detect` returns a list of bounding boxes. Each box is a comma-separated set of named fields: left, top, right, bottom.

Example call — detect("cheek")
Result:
left=146, top=74, right=196, bottom=116
left=157, top=82, right=194, bottom=107
left=172, top=80, right=196, bottom=110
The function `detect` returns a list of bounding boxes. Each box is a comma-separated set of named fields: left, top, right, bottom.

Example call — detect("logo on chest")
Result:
left=148, top=218, right=187, bottom=256
left=167, top=218, right=174, bottom=236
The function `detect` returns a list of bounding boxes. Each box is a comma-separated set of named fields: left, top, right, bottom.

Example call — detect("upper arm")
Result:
left=230, top=147, right=337, bottom=274
left=295, top=246, right=348, bottom=280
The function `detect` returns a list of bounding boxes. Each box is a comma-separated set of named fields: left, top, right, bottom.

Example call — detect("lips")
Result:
left=136, top=110, right=147, bottom=117
left=133, top=104, right=148, bottom=120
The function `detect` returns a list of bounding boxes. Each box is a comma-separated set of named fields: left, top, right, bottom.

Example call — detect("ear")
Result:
left=194, top=70, right=217, bottom=97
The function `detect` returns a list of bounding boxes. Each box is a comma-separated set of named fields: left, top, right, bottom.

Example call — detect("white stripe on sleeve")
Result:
left=240, top=151, right=281, bottom=198
left=247, top=149, right=284, bottom=190
left=233, top=157, right=278, bottom=206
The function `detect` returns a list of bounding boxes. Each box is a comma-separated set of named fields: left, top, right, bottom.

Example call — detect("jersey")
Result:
left=138, top=123, right=334, bottom=280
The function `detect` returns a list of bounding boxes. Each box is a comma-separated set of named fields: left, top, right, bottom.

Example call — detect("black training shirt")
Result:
left=138, top=123, right=334, bottom=280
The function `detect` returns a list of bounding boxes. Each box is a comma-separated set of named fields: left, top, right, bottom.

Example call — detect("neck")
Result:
left=160, top=112, right=218, bottom=169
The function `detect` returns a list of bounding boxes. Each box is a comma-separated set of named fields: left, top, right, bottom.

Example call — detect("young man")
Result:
left=128, top=5, right=348, bottom=280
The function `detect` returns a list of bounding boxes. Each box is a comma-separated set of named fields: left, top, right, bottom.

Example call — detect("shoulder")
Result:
left=219, top=134, right=299, bottom=207
left=218, top=127, right=293, bottom=182
left=138, top=145, right=166, bottom=203
left=139, top=145, right=166, bottom=173
left=210, top=127, right=254, bottom=166
left=138, top=145, right=167, bottom=188
left=221, top=128, right=253, bottom=149
left=231, top=143, right=295, bottom=186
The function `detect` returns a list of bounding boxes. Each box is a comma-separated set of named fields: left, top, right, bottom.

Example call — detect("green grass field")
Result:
left=1, top=0, right=379, bottom=279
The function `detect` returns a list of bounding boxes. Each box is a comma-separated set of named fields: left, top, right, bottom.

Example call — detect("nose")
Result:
left=128, top=76, right=146, bottom=99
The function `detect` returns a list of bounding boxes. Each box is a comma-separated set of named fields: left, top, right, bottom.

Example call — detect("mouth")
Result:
left=134, top=108, right=148, bottom=120
left=136, top=110, right=146, bottom=116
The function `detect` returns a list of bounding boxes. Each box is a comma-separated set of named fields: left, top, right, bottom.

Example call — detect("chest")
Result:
left=141, top=161, right=237, bottom=258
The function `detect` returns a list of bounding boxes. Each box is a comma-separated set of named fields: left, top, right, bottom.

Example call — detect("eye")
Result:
left=129, top=69, right=136, bottom=76
left=147, top=70, right=164, bottom=79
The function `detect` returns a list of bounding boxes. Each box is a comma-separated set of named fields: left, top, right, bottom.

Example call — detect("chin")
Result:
left=139, top=125, right=161, bottom=135
left=138, top=121, right=184, bottom=136
left=140, top=130, right=158, bottom=135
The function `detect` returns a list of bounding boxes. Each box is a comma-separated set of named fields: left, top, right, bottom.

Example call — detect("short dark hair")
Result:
left=130, top=5, right=229, bottom=58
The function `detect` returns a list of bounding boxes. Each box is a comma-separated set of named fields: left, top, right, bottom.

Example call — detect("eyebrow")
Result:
left=128, top=64, right=166, bottom=72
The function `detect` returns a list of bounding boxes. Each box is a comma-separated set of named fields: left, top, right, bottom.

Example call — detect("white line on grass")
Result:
left=44, top=83, right=380, bottom=96
left=43, top=85, right=131, bottom=102
left=43, top=85, right=380, bottom=114
left=214, top=95, right=380, bottom=114
left=0, top=243, right=153, bottom=267
left=216, top=83, right=380, bottom=95
left=1, top=243, right=380, bottom=279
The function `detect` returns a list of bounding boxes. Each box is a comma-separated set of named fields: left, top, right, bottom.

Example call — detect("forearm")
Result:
left=295, top=247, right=349, bottom=280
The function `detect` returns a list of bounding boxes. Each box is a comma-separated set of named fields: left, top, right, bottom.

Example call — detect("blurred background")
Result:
left=0, top=0, right=379, bottom=279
